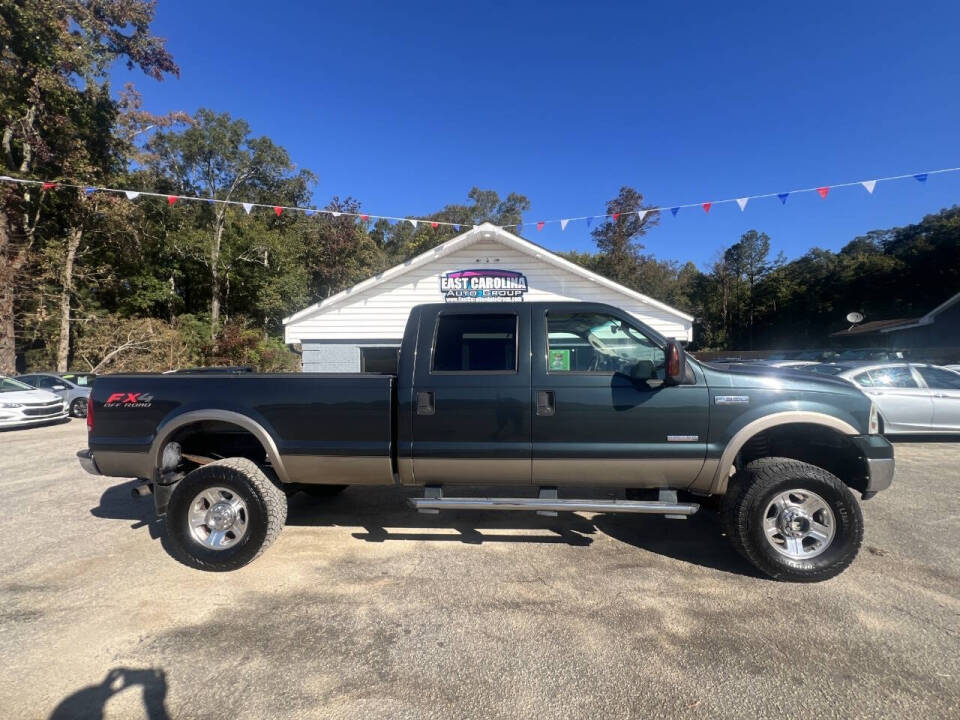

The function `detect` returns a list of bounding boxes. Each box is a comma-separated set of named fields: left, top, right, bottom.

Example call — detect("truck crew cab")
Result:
left=78, top=302, right=894, bottom=581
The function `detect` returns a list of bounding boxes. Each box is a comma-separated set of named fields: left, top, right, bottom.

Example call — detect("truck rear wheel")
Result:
left=723, top=458, right=863, bottom=582
left=166, top=457, right=287, bottom=572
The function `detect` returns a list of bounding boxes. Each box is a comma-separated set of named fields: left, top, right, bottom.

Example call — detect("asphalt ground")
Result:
left=0, top=419, right=957, bottom=719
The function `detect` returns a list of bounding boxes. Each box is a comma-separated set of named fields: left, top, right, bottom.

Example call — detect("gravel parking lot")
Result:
left=0, top=420, right=958, bottom=719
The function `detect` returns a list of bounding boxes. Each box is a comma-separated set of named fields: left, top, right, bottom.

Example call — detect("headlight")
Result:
left=868, top=402, right=880, bottom=434
left=0, top=402, right=23, bottom=409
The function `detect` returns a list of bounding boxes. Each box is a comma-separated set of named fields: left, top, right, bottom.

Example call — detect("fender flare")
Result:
left=704, top=411, right=859, bottom=494
left=150, top=409, right=290, bottom=484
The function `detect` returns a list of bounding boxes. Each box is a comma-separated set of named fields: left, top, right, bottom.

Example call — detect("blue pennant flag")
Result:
left=914, top=173, right=928, bottom=183
left=83, top=186, right=96, bottom=195
left=586, top=216, right=594, bottom=228
left=206, top=198, right=214, bottom=204
left=453, top=224, right=461, bottom=231
left=777, top=193, right=790, bottom=205
left=305, top=209, right=317, bottom=217
left=670, top=207, right=679, bottom=217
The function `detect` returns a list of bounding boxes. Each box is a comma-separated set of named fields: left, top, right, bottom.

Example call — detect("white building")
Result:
left=283, top=222, right=693, bottom=372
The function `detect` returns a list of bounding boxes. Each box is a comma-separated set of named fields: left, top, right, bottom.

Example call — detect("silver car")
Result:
left=811, top=362, right=960, bottom=434
left=16, top=372, right=94, bottom=418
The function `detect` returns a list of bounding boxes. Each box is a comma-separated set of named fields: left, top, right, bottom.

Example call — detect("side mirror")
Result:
left=664, top=341, right=687, bottom=386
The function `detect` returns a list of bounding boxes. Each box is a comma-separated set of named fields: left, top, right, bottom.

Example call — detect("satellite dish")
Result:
left=846, top=312, right=864, bottom=324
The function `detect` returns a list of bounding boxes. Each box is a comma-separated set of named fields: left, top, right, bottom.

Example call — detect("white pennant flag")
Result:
left=736, top=197, right=749, bottom=211
left=637, top=210, right=647, bottom=222
left=242, top=202, right=253, bottom=214
left=408, top=219, right=418, bottom=228
left=861, top=180, right=877, bottom=194
left=560, top=219, right=569, bottom=231
left=332, top=211, right=341, bottom=217
left=124, top=191, right=140, bottom=200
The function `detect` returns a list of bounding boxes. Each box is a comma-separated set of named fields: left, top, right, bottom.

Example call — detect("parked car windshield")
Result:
left=0, top=376, right=34, bottom=392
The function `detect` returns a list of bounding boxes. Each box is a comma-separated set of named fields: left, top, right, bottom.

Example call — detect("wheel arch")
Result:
left=706, top=412, right=860, bottom=495
left=150, top=410, right=290, bottom=484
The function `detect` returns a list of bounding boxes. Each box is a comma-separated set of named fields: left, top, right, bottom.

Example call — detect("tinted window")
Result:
left=17, top=375, right=38, bottom=386
left=917, top=366, right=960, bottom=390
left=864, top=366, right=918, bottom=389
left=433, top=314, right=516, bottom=372
left=547, top=312, right=664, bottom=376
left=35, top=375, right=60, bottom=389
left=360, top=347, right=399, bottom=374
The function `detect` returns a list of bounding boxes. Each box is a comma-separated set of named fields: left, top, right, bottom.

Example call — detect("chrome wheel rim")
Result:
left=72, top=398, right=87, bottom=417
left=762, top=489, right=836, bottom=560
left=187, top=486, right=248, bottom=550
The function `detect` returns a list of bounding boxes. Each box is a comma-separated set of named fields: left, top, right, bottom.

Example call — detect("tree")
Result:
left=145, top=109, right=314, bottom=338
left=0, top=0, right=177, bottom=372
left=591, top=187, right=659, bottom=288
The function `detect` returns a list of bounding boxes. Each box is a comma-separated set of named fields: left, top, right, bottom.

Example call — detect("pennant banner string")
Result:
left=0, top=165, right=958, bottom=232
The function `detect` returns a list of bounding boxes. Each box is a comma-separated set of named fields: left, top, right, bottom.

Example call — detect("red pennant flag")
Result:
left=273, top=206, right=283, bottom=216
left=537, top=221, right=545, bottom=232
left=42, top=181, right=58, bottom=191
left=431, top=222, right=438, bottom=228
left=612, top=212, right=620, bottom=221
left=360, top=214, right=368, bottom=221
left=702, top=202, right=712, bottom=214
left=817, top=186, right=830, bottom=199
left=167, top=195, right=178, bottom=206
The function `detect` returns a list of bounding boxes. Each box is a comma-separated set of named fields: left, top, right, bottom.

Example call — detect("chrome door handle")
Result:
left=416, top=391, right=435, bottom=415
left=536, top=390, right=556, bottom=416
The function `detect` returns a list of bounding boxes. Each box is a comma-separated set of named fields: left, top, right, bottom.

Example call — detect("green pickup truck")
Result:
left=79, top=301, right=894, bottom=581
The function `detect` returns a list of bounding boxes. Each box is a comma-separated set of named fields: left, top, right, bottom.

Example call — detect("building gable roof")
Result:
left=880, top=290, right=960, bottom=333
left=283, top=222, right=693, bottom=326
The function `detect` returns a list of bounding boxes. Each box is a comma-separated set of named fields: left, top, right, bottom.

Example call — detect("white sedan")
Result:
left=806, top=362, right=960, bottom=434
left=0, top=375, right=69, bottom=429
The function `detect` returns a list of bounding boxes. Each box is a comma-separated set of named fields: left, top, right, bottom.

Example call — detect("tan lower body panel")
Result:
left=534, top=458, right=706, bottom=488
left=282, top=455, right=394, bottom=486
left=412, top=457, right=531, bottom=485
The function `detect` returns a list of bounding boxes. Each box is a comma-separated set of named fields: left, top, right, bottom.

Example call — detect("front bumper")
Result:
left=0, top=407, right=69, bottom=428
left=77, top=448, right=102, bottom=476
left=851, top=434, right=895, bottom=496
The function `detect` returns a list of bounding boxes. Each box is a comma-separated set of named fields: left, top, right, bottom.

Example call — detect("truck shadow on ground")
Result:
left=48, top=667, right=169, bottom=720
left=91, top=483, right=760, bottom=577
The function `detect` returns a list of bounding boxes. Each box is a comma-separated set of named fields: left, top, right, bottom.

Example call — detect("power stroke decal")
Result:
left=104, top=392, right=154, bottom=408
left=440, top=269, right=529, bottom=302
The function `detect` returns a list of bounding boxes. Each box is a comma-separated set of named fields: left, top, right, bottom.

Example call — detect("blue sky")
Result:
left=113, top=1, right=960, bottom=268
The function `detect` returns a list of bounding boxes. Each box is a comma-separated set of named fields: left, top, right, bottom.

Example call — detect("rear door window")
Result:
left=432, top=314, right=517, bottom=373
left=916, top=366, right=960, bottom=390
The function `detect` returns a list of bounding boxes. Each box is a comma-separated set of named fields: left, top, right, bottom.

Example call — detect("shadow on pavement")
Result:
left=90, top=482, right=759, bottom=576
left=90, top=480, right=164, bottom=539
left=49, top=667, right=169, bottom=720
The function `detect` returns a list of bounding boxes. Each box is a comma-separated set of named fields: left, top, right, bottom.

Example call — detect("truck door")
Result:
left=531, top=306, right=708, bottom=488
left=410, top=305, right=532, bottom=485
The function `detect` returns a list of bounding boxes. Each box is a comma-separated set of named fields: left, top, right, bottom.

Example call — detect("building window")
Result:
left=432, top=314, right=517, bottom=373
left=360, top=347, right=399, bottom=374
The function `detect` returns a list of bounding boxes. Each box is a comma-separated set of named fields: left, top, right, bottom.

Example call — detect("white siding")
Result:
left=286, top=238, right=692, bottom=343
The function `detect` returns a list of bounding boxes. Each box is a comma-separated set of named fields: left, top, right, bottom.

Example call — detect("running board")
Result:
left=409, top=496, right=699, bottom=516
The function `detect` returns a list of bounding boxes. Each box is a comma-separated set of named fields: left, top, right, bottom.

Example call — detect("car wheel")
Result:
left=723, top=457, right=863, bottom=582
left=70, top=397, right=88, bottom=418
left=165, top=457, right=287, bottom=572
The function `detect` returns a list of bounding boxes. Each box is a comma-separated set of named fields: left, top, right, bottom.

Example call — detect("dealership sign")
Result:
left=440, top=269, right=529, bottom=302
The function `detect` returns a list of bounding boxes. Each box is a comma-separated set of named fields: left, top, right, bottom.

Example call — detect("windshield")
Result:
left=0, top=376, right=34, bottom=392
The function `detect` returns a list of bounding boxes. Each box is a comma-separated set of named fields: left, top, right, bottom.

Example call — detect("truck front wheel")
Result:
left=166, top=458, right=287, bottom=571
left=723, top=458, right=863, bottom=582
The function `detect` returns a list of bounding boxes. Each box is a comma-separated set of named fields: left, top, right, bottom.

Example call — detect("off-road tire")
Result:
left=299, top=484, right=348, bottom=498
left=166, top=457, right=287, bottom=572
left=723, top=457, right=863, bottom=582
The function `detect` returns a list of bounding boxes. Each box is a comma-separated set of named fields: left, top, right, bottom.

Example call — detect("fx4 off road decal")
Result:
left=441, top=269, right=528, bottom=302
left=104, top=392, right=154, bottom=408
